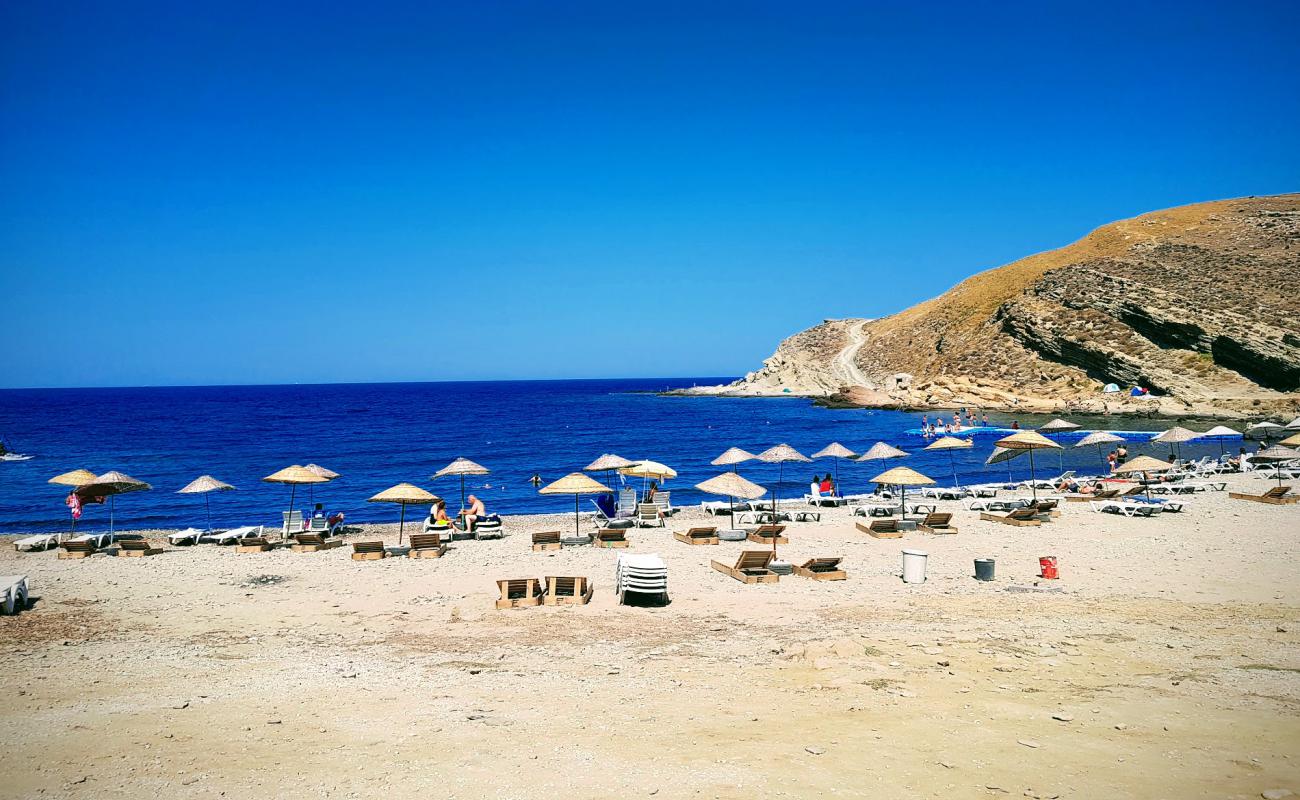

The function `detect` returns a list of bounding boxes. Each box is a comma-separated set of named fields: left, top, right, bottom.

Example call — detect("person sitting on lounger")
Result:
left=819, top=474, right=833, bottom=494
left=645, top=481, right=659, bottom=503
left=461, top=494, right=486, bottom=531
left=312, top=503, right=325, bottom=521
left=809, top=476, right=822, bottom=497
left=428, top=499, right=452, bottom=530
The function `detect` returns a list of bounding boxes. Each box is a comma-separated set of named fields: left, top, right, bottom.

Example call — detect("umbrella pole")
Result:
left=287, top=484, right=297, bottom=538
left=1029, top=450, right=1038, bottom=502
left=399, top=504, right=406, bottom=546
left=205, top=494, right=212, bottom=533
left=109, top=495, right=115, bottom=543
left=461, top=475, right=467, bottom=512
left=574, top=494, right=580, bottom=536
left=900, top=484, right=906, bottom=522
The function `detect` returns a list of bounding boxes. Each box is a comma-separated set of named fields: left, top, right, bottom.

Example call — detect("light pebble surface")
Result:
left=1, top=470, right=1298, bottom=798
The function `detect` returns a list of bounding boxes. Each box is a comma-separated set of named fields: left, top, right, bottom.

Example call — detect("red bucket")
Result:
left=1039, top=556, right=1058, bottom=580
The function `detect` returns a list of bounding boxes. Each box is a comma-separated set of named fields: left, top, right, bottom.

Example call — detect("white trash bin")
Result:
left=902, top=549, right=929, bottom=584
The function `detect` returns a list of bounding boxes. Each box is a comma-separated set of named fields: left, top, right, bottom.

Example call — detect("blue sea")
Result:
left=0, top=379, right=1239, bottom=534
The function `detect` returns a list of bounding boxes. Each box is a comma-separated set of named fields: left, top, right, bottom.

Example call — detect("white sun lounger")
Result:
left=167, top=528, right=206, bottom=546
left=13, top=533, right=60, bottom=552
left=1, top=575, right=29, bottom=615
left=804, top=493, right=845, bottom=507
left=204, top=525, right=261, bottom=545
left=920, top=486, right=971, bottom=500
left=1089, top=500, right=1162, bottom=517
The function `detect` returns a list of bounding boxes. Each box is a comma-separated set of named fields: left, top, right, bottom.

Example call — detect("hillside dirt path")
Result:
left=831, top=319, right=870, bottom=388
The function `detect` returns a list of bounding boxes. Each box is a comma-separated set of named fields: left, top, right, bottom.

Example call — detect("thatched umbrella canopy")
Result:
left=755, top=444, right=811, bottom=517
left=177, top=475, right=236, bottom=532
left=1038, top=418, right=1081, bottom=433
left=1250, top=445, right=1300, bottom=488
left=619, top=460, right=677, bottom=480
left=995, top=431, right=1062, bottom=501
left=1151, top=426, right=1201, bottom=461
left=74, top=471, right=151, bottom=542
left=869, top=466, right=934, bottom=522
left=712, top=447, right=756, bottom=467
left=433, top=457, right=490, bottom=511
left=695, top=471, right=767, bottom=530
left=301, top=464, right=340, bottom=504
left=1075, top=431, right=1125, bottom=471
left=368, top=483, right=439, bottom=544
left=49, top=468, right=98, bottom=487
left=985, top=445, right=1025, bottom=483
left=1286, top=416, right=1300, bottom=431
left=923, top=436, right=973, bottom=488
left=583, top=454, right=638, bottom=489
left=539, top=472, right=613, bottom=536
left=263, top=465, right=330, bottom=535
left=1246, top=421, right=1285, bottom=440
left=812, top=442, right=856, bottom=492
left=857, top=442, right=908, bottom=461
left=1280, top=432, right=1300, bottom=448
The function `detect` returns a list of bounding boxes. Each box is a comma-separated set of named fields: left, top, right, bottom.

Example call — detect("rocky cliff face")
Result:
left=705, top=195, right=1300, bottom=419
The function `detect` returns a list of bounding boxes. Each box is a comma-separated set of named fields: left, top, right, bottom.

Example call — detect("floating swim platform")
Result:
left=903, top=426, right=1243, bottom=440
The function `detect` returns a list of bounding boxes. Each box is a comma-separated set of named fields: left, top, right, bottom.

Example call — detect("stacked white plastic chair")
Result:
left=615, top=553, right=668, bottom=605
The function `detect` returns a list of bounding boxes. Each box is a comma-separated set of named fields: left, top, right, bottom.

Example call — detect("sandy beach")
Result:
left=2, top=470, right=1298, bottom=799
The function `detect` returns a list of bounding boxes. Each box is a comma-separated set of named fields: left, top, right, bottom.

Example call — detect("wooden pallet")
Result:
left=495, top=578, right=543, bottom=609
left=542, top=576, right=593, bottom=606
left=674, top=527, right=719, bottom=545
left=351, top=541, right=388, bottom=560
left=291, top=537, right=343, bottom=553
left=712, top=550, right=779, bottom=584
left=407, top=533, right=448, bottom=558
left=531, top=531, right=562, bottom=551
left=236, top=538, right=273, bottom=553
left=856, top=520, right=902, bottom=539
left=1229, top=491, right=1298, bottom=505
left=117, top=540, right=164, bottom=557
left=793, top=557, right=846, bottom=581
left=593, top=533, right=630, bottom=549
left=979, top=511, right=1041, bottom=527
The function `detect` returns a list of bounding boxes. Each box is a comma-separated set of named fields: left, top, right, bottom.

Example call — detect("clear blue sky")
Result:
left=2, top=1, right=1297, bottom=388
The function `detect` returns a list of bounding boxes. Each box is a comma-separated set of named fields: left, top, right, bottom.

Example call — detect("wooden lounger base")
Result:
left=531, top=542, right=562, bottom=552
left=674, top=532, right=719, bottom=545
left=496, top=578, right=543, bottom=609
left=408, top=545, right=448, bottom=559
left=979, top=513, right=1042, bottom=527
left=856, top=521, right=902, bottom=539
left=116, top=547, right=163, bottom=557
left=542, top=577, right=593, bottom=606
left=352, top=551, right=389, bottom=561
left=711, top=560, right=779, bottom=584
left=746, top=533, right=788, bottom=545
left=291, top=540, right=343, bottom=553
left=593, top=538, right=630, bottom=549
left=236, top=543, right=273, bottom=553
left=1229, top=492, right=1298, bottom=505
left=57, top=551, right=94, bottom=560
left=918, top=525, right=958, bottom=535
left=793, top=565, right=847, bottom=581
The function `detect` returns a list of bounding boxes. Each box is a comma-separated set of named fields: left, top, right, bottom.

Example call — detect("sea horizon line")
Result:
left=0, top=376, right=741, bottom=393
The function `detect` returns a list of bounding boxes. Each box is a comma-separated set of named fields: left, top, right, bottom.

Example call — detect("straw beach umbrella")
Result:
left=49, top=469, right=98, bottom=539
left=368, top=483, right=438, bottom=545
left=985, top=445, right=1024, bottom=484
left=583, top=454, right=638, bottom=489
left=1038, top=419, right=1081, bottom=468
left=74, top=471, right=151, bottom=543
left=994, top=431, right=1062, bottom=501
left=1245, top=421, right=1284, bottom=440
left=712, top=447, right=756, bottom=468
left=695, top=471, right=767, bottom=532
left=433, top=457, right=490, bottom=511
left=1251, top=445, right=1300, bottom=489
left=857, top=442, right=908, bottom=462
left=539, top=472, right=612, bottom=537
left=812, top=442, right=856, bottom=494
left=1151, top=426, right=1200, bottom=461
left=755, top=444, right=810, bottom=518
left=263, top=465, right=329, bottom=535
left=1075, top=431, right=1125, bottom=472
left=1113, top=455, right=1175, bottom=499
left=869, top=466, right=934, bottom=521
left=1280, top=432, right=1300, bottom=448
left=923, top=436, right=973, bottom=488
left=177, top=475, right=235, bottom=533
left=303, top=463, right=339, bottom=506
left=1203, top=425, right=1243, bottom=457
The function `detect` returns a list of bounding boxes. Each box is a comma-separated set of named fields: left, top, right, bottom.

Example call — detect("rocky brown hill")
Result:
left=697, top=194, right=1300, bottom=419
